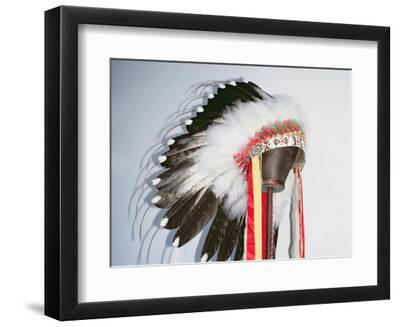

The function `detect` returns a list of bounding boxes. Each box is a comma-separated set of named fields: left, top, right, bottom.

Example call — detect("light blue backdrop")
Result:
left=111, top=59, right=351, bottom=267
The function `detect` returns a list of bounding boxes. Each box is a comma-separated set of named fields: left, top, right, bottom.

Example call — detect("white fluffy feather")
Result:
left=193, top=95, right=304, bottom=219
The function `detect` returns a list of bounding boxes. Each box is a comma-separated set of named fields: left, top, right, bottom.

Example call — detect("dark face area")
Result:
left=261, top=147, right=299, bottom=193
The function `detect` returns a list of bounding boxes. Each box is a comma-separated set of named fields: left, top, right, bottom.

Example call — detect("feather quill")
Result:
left=217, top=219, right=239, bottom=261
left=234, top=217, right=246, bottom=260
left=160, top=149, right=199, bottom=168
left=163, top=187, right=207, bottom=229
left=201, top=208, right=229, bottom=261
left=154, top=160, right=197, bottom=190
left=173, top=190, right=218, bottom=247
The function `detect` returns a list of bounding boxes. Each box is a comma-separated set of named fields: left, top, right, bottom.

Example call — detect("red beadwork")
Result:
left=261, top=127, right=273, bottom=136
left=232, top=119, right=304, bottom=175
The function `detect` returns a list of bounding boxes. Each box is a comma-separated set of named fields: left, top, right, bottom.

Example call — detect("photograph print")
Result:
left=111, top=59, right=352, bottom=267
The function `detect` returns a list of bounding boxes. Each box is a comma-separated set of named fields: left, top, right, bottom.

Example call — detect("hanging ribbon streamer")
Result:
left=246, top=163, right=305, bottom=260
left=289, top=168, right=305, bottom=259
left=245, top=155, right=269, bottom=260
left=295, top=168, right=305, bottom=258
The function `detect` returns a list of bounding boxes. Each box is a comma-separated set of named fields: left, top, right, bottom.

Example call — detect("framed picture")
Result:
left=45, top=5, right=390, bottom=320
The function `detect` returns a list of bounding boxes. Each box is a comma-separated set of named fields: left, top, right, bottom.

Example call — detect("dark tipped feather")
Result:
left=236, top=82, right=265, bottom=100
left=221, top=83, right=257, bottom=102
left=248, top=81, right=273, bottom=99
left=155, top=176, right=209, bottom=209
left=187, top=82, right=266, bottom=134
left=173, top=190, right=218, bottom=247
left=153, top=188, right=182, bottom=209
left=164, top=187, right=206, bottom=229
left=195, top=88, right=244, bottom=120
left=217, top=219, right=239, bottom=261
left=153, top=170, right=197, bottom=209
left=161, top=149, right=199, bottom=168
left=234, top=216, right=246, bottom=261
left=186, top=117, right=217, bottom=134
left=168, top=132, right=206, bottom=147
left=201, top=208, right=229, bottom=260
left=146, top=80, right=273, bottom=259
left=155, top=165, right=196, bottom=195
left=165, top=133, right=207, bottom=157
left=155, top=160, right=196, bottom=189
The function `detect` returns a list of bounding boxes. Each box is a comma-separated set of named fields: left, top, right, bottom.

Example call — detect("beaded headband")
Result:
left=233, top=119, right=305, bottom=174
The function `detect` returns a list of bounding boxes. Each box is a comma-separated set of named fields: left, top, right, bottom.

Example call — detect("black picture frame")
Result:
left=45, top=5, right=390, bottom=321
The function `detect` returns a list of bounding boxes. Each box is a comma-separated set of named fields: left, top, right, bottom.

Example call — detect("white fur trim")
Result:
left=151, top=195, right=161, bottom=204
left=158, top=155, right=167, bottom=163
left=172, top=237, right=180, bottom=247
left=201, top=253, right=208, bottom=262
left=152, top=178, right=161, bottom=186
left=160, top=218, right=168, bottom=227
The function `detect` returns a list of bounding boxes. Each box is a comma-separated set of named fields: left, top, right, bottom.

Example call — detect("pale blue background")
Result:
left=111, top=59, right=352, bottom=267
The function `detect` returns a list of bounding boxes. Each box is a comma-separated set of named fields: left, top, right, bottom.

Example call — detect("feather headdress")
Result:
left=135, top=79, right=306, bottom=263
